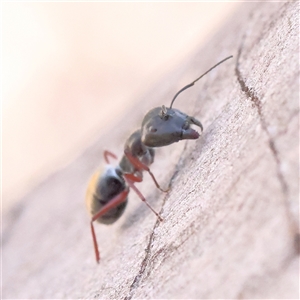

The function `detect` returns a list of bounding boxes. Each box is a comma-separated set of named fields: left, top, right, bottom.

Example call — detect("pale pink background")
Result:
left=3, top=3, right=239, bottom=210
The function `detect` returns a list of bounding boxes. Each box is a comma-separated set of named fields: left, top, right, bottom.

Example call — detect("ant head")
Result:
left=142, top=56, right=232, bottom=148
left=141, top=106, right=203, bottom=147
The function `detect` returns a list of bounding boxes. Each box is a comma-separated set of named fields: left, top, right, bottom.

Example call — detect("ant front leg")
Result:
left=124, top=173, right=163, bottom=222
left=124, top=150, right=169, bottom=193
left=90, top=188, right=129, bottom=264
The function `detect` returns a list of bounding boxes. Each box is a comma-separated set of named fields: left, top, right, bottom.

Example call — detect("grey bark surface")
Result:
left=2, top=2, right=299, bottom=299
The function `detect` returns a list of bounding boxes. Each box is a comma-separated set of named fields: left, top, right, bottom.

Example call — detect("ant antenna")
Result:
left=169, top=55, right=233, bottom=109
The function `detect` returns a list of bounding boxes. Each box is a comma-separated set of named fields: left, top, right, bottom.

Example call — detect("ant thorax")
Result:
left=119, top=129, right=155, bottom=174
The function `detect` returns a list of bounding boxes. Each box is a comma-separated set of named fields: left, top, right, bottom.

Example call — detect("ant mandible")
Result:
left=86, top=56, right=233, bottom=263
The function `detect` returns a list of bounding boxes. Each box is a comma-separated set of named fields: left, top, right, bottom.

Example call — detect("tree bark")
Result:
left=2, top=2, right=299, bottom=299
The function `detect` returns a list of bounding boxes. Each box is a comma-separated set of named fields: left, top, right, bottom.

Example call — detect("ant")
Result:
left=86, top=56, right=233, bottom=263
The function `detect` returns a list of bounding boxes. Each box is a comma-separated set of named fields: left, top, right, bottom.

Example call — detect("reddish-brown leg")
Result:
left=124, top=173, right=163, bottom=222
left=91, top=188, right=129, bottom=264
left=104, top=150, right=118, bottom=164
left=124, top=150, right=169, bottom=193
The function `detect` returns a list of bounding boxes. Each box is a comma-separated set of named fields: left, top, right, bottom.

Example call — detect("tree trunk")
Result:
left=2, top=2, right=299, bottom=299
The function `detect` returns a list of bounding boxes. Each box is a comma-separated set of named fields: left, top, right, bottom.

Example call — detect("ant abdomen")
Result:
left=86, top=167, right=128, bottom=225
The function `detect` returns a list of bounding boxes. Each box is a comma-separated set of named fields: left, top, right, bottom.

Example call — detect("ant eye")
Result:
left=149, top=126, right=157, bottom=133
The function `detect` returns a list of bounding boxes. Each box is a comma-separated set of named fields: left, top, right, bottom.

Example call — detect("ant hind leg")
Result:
left=90, top=188, right=129, bottom=263
left=103, top=150, right=118, bottom=164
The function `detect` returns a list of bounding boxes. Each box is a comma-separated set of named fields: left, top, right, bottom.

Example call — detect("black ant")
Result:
left=86, top=56, right=233, bottom=263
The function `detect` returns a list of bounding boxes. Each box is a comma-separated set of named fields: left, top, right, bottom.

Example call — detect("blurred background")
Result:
left=2, top=2, right=240, bottom=212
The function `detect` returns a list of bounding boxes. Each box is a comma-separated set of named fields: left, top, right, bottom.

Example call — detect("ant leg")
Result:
left=90, top=188, right=129, bottom=264
left=103, top=150, right=118, bottom=164
left=124, top=150, right=169, bottom=193
left=124, top=173, right=142, bottom=183
left=124, top=174, right=163, bottom=222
